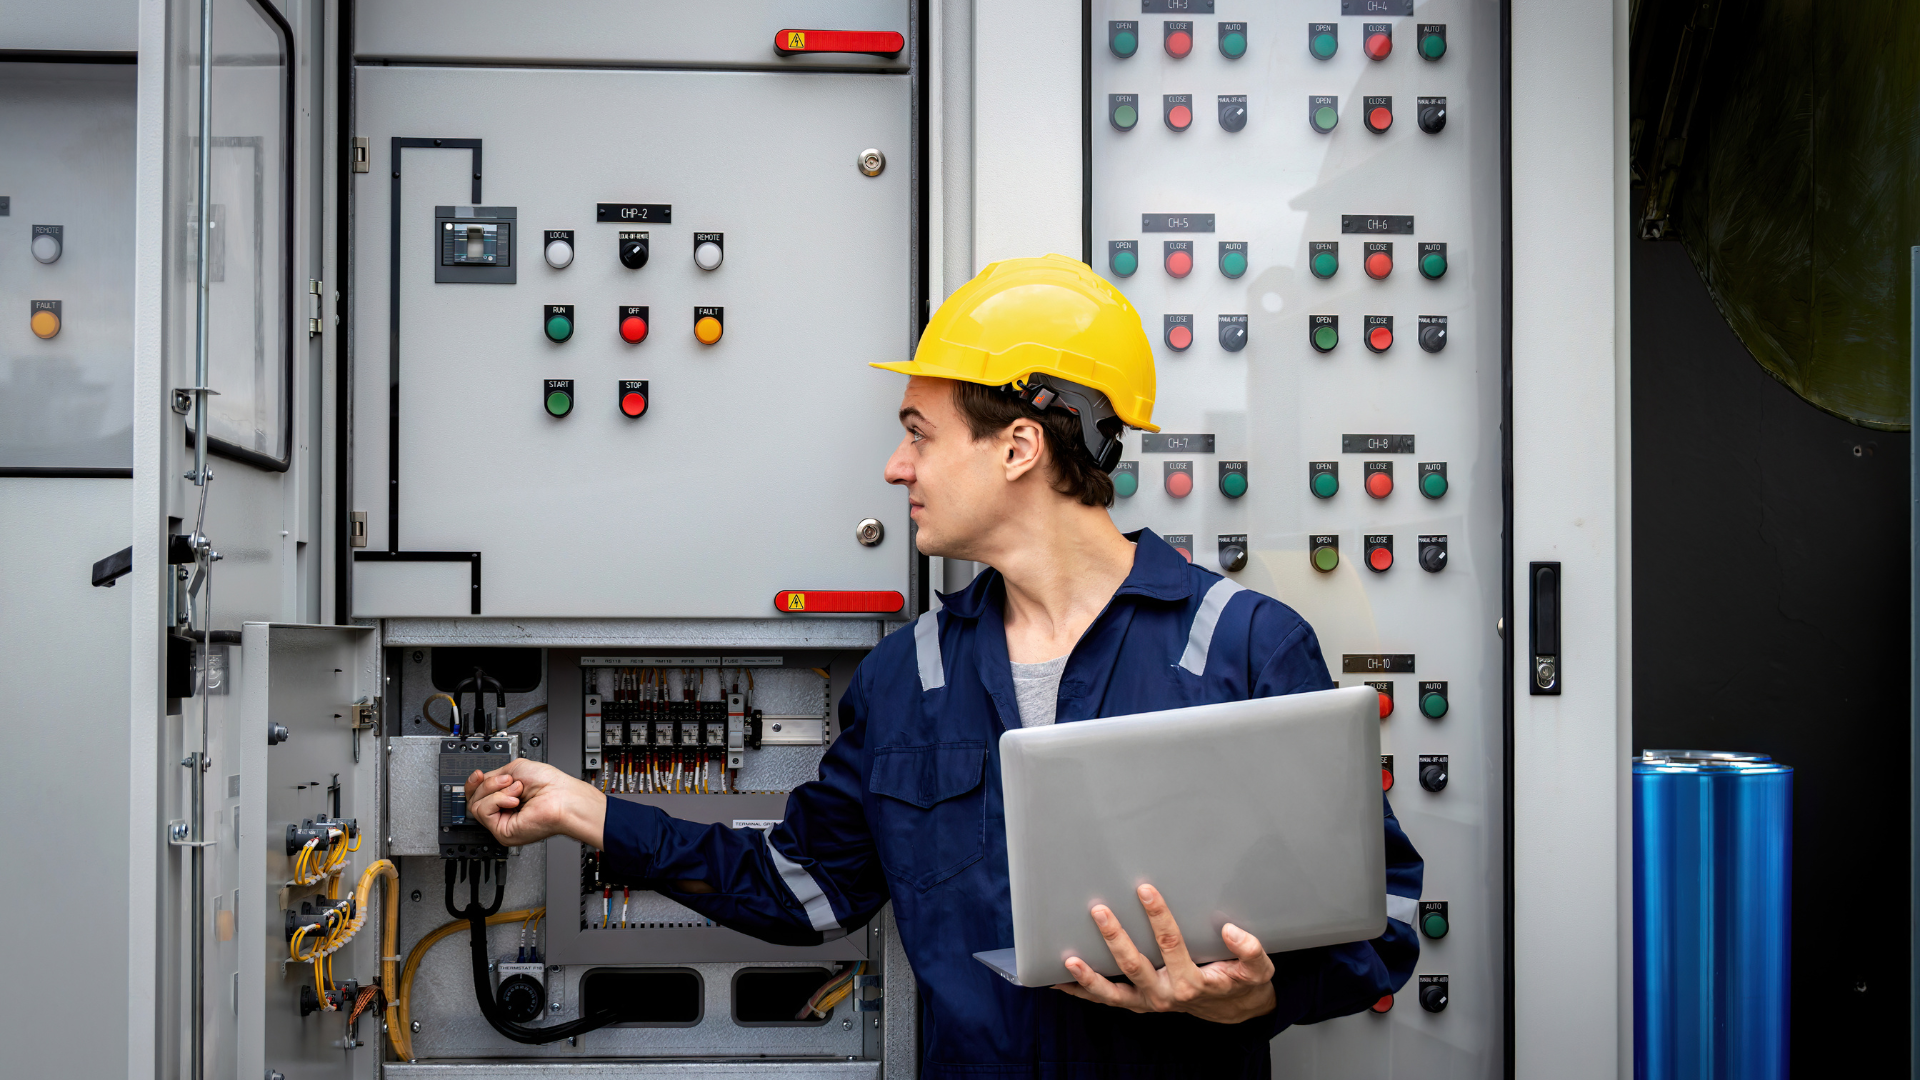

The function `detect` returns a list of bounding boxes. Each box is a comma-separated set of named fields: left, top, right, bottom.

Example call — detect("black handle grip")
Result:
left=1529, top=561, right=1561, bottom=695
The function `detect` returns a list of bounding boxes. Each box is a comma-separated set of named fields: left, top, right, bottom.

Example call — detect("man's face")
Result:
left=884, top=377, right=1009, bottom=560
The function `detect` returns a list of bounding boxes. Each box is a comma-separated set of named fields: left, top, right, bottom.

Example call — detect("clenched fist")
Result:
left=463, top=758, right=608, bottom=850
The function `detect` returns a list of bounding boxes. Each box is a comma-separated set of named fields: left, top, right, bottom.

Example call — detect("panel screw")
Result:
left=858, top=148, right=886, bottom=176
left=411, top=889, right=422, bottom=902
left=410, top=1021, right=420, bottom=1033
left=856, top=518, right=885, bottom=547
left=842, top=1017, right=853, bottom=1029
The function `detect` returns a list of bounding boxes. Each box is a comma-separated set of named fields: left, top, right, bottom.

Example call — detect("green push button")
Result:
left=545, top=314, right=573, bottom=342
left=1112, top=249, right=1138, bottom=277
left=1313, top=106, right=1338, bottom=133
left=1421, top=471, right=1449, bottom=499
left=1111, top=103, right=1138, bottom=131
left=1421, top=33, right=1446, bottom=60
left=1221, top=250, right=1247, bottom=278
left=1114, top=469, right=1138, bottom=498
left=1312, top=544, right=1339, bottom=572
left=1221, top=31, right=1246, bottom=58
left=1421, top=251, right=1448, bottom=279
left=1112, top=31, right=1138, bottom=57
left=545, top=390, right=572, bottom=417
left=1311, top=32, right=1337, bottom=60
left=1311, top=472, right=1338, bottom=499
left=1421, top=692, right=1449, bottom=719
left=1311, top=251, right=1338, bottom=278
left=1220, top=472, right=1247, bottom=498
left=1421, top=911, right=1449, bottom=939
left=1312, top=324, right=1339, bottom=351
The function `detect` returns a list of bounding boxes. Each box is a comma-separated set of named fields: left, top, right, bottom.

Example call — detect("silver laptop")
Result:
left=974, top=685, right=1386, bottom=988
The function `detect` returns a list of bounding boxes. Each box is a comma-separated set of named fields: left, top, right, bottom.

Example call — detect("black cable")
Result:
left=444, top=859, right=621, bottom=1044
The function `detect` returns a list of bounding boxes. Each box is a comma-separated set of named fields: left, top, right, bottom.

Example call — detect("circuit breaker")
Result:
left=1090, top=1, right=1503, bottom=1075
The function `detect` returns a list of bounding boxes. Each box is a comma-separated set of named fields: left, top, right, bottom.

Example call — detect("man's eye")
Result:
left=910, top=428, right=925, bottom=443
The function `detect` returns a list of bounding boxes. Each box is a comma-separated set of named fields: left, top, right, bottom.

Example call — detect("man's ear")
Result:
left=1003, top=417, right=1047, bottom=483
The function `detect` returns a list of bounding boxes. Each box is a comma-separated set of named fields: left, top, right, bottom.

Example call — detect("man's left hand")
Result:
left=1054, top=883, right=1277, bottom=1024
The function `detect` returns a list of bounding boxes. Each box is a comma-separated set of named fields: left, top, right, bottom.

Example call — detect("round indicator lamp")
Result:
left=1421, top=691, right=1449, bottom=719
left=544, top=238, right=573, bottom=269
left=1370, top=994, right=1395, bottom=1015
left=1311, top=324, right=1339, bottom=352
left=1172, top=543, right=1193, bottom=563
left=544, top=389, right=573, bottom=418
left=1113, top=470, right=1138, bottom=498
left=1422, top=32, right=1447, bottom=60
left=694, top=241, right=724, bottom=271
left=1165, top=29, right=1192, bottom=58
left=32, top=233, right=62, bottom=264
left=1365, top=251, right=1393, bottom=279
left=1367, top=106, right=1393, bottom=133
left=1422, top=471, right=1449, bottom=498
left=1422, top=911, right=1450, bottom=939
left=1311, top=105, right=1338, bottom=134
left=1111, top=29, right=1138, bottom=58
left=1365, top=32, right=1392, bottom=60
left=1165, top=103, right=1193, bottom=131
left=1311, top=32, right=1338, bottom=60
left=1111, top=101, right=1139, bottom=131
left=1422, top=251, right=1448, bottom=279
left=1381, top=766, right=1395, bottom=792
left=1111, top=248, right=1139, bottom=276
left=1166, top=323, right=1193, bottom=350
left=1311, top=543, right=1339, bottom=572
left=1220, top=471, right=1247, bottom=498
left=1311, top=472, right=1338, bottom=499
left=1311, top=251, right=1338, bottom=278
left=1220, top=250, right=1247, bottom=278
left=1365, top=471, right=1394, bottom=499
left=545, top=313, right=573, bottom=343
left=1220, top=30, right=1246, bottom=58
left=30, top=308, right=60, bottom=339
left=694, top=315, right=724, bottom=345
left=1376, top=690, right=1394, bottom=719
left=1367, top=324, right=1394, bottom=352
left=620, top=390, right=648, bottom=418
left=1165, top=471, right=1193, bottom=498
left=620, top=314, right=649, bottom=344
left=1165, top=249, right=1193, bottom=278
left=1369, top=545, right=1394, bottom=572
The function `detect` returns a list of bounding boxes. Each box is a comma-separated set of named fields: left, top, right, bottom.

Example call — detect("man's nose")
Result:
left=884, top=437, right=914, bottom=486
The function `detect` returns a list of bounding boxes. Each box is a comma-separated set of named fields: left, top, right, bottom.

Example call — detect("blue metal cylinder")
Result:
left=1634, top=751, right=1792, bottom=1080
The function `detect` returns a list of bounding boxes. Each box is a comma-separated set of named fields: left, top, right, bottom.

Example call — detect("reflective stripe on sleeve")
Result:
left=1386, top=893, right=1418, bottom=925
left=1177, top=578, right=1246, bottom=675
left=761, top=826, right=845, bottom=937
left=915, top=609, right=945, bottom=691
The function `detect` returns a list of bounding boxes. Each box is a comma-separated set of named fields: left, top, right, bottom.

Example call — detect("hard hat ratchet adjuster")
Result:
left=1010, top=373, right=1126, bottom=475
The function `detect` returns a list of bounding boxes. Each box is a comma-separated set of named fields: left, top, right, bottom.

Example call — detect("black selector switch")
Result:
left=1419, top=315, right=1449, bottom=353
left=619, top=230, right=650, bottom=270
left=1218, top=534, right=1248, bottom=572
left=1218, top=95, right=1248, bottom=132
left=1419, top=975, right=1449, bottom=1013
left=1419, top=534, right=1449, bottom=573
left=1419, top=96, right=1448, bottom=134
left=1218, top=314, right=1248, bottom=352
left=1419, top=755, right=1449, bottom=792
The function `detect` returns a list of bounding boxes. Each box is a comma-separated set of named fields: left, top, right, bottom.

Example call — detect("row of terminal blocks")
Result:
left=1110, top=240, right=1449, bottom=280
left=1114, top=459, right=1449, bottom=500
left=1160, top=533, right=1447, bottom=574
left=1106, top=20, right=1450, bottom=65
left=583, top=693, right=753, bottom=771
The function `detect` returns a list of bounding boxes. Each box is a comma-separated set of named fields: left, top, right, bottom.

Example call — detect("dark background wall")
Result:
left=1632, top=239, right=1910, bottom=1072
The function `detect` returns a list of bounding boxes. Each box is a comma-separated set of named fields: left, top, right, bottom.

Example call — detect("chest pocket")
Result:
left=868, top=742, right=989, bottom=892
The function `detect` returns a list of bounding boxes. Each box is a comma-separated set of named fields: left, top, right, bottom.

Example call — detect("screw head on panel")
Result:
left=856, top=518, right=885, bottom=546
left=858, top=149, right=886, bottom=176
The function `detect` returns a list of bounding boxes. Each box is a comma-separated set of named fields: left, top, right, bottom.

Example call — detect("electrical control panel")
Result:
left=1090, top=1, right=1502, bottom=1074
left=350, top=62, right=915, bottom=620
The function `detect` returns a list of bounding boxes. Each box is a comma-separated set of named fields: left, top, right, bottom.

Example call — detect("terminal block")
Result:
left=285, top=814, right=358, bottom=855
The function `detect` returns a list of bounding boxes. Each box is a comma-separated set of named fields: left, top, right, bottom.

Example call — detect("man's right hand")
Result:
left=464, top=758, right=607, bottom=850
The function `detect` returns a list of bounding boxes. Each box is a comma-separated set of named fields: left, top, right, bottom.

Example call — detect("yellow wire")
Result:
left=396, top=908, right=544, bottom=1061
left=422, top=693, right=458, bottom=731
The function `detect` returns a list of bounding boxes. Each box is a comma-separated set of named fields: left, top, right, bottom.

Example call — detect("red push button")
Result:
left=1382, top=766, right=1395, bottom=792
left=1369, top=546, right=1394, bottom=572
left=1166, top=322, right=1193, bottom=350
left=1368, top=106, right=1393, bottom=133
left=1165, top=248, right=1193, bottom=278
left=621, top=391, right=646, bottom=417
left=1368, top=324, right=1394, bottom=351
left=1365, top=250, right=1393, bottom=279
left=620, top=314, right=648, bottom=344
left=1376, top=689, right=1394, bottom=718
left=1366, top=471, right=1393, bottom=498
left=1365, top=32, right=1392, bottom=60
left=1166, top=28, right=1193, bottom=57
left=1166, top=102, right=1193, bottom=131
left=1165, top=469, right=1194, bottom=498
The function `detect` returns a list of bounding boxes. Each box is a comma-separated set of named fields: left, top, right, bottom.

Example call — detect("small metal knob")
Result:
left=858, top=148, right=886, bottom=176
left=268, top=722, right=290, bottom=745
left=856, top=518, right=885, bottom=546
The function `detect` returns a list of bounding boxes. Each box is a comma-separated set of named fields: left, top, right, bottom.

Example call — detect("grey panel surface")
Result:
left=0, top=479, right=130, bottom=1075
left=1086, top=1, right=1503, bottom=1075
left=386, top=1063, right=880, bottom=1079
left=0, top=63, right=136, bottom=468
left=352, top=65, right=914, bottom=619
left=0, top=0, right=136, bottom=51
left=357, top=0, right=906, bottom=71
left=381, top=618, right=899, bottom=649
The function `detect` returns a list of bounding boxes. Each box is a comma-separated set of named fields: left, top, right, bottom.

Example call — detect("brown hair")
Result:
left=950, top=380, right=1116, bottom=507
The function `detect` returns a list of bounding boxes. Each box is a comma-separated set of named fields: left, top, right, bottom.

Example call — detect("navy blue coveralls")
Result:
left=604, top=529, right=1423, bottom=1077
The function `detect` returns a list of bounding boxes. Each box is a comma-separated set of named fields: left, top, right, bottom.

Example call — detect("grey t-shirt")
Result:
left=1009, top=654, right=1070, bottom=727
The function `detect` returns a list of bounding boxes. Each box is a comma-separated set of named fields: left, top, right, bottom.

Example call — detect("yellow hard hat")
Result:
left=872, top=254, right=1158, bottom=434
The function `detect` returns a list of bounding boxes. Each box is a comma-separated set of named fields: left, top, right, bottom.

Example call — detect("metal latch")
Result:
left=307, top=279, right=323, bottom=336
left=351, top=136, right=370, bottom=173
left=852, top=973, right=883, bottom=1011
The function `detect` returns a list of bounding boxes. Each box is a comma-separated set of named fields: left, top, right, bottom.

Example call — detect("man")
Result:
left=466, top=255, right=1422, bottom=1076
